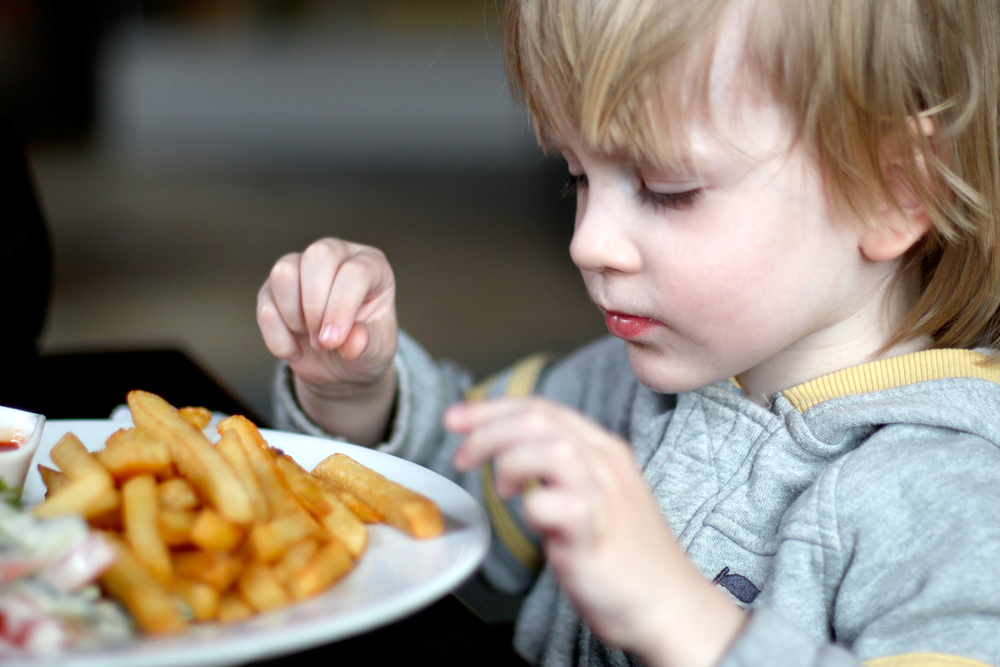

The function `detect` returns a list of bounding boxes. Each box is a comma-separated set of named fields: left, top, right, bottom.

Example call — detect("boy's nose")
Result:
left=569, top=196, right=642, bottom=275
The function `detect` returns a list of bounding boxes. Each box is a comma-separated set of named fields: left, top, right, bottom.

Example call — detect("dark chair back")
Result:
left=0, top=117, right=52, bottom=367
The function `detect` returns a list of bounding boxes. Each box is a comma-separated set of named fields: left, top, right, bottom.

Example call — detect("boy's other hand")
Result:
left=447, top=398, right=746, bottom=667
left=258, top=238, right=398, bottom=444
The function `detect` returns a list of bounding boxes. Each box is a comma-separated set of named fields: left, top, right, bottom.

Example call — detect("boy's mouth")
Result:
left=604, top=311, right=661, bottom=340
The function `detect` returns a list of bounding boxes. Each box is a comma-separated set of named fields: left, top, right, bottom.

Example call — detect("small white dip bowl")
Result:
left=0, top=406, right=45, bottom=498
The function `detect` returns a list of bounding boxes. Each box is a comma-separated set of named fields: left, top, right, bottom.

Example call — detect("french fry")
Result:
left=217, top=416, right=301, bottom=518
left=173, top=550, right=244, bottom=591
left=158, top=509, right=196, bottom=546
left=99, top=534, right=187, bottom=635
left=238, top=564, right=290, bottom=612
left=288, top=540, right=353, bottom=600
left=190, top=509, right=244, bottom=553
left=216, top=430, right=269, bottom=522
left=274, top=456, right=329, bottom=516
left=173, top=578, right=220, bottom=622
left=320, top=479, right=384, bottom=523
left=34, top=433, right=118, bottom=520
left=122, top=475, right=172, bottom=585
left=178, top=406, right=212, bottom=430
left=312, top=454, right=444, bottom=539
left=98, top=429, right=173, bottom=481
left=128, top=390, right=253, bottom=524
left=37, top=464, right=68, bottom=497
left=34, top=469, right=116, bottom=520
left=50, top=432, right=112, bottom=480
left=275, top=455, right=367, bottom=558
left=157, top=478, right=200, bottom=512
left=273, top=538, right=319, bottom=585
left=217, top=591, right=253, bottom=625
left=86, top=488, right=122, bottom=530
left=249, top=512, right=321, bottom=563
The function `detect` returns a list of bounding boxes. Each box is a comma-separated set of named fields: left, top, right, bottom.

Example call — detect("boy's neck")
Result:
left=735, top=334, right=933, bottom=407
left=735, top=271, right=932, bottom=407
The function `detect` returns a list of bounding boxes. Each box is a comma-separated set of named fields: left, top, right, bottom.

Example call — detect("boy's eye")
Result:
left=562, top=173, right=588, bottom=198
left=638, top=185, right=702, bottom=211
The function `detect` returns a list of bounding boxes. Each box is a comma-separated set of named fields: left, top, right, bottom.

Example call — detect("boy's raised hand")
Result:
left=258, top=238, right=398, bottom=444
left=447, top=398, right=746, bottom=667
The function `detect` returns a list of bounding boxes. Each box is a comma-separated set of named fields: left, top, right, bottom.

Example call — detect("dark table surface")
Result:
left=12, top=347, right=529, bottom=667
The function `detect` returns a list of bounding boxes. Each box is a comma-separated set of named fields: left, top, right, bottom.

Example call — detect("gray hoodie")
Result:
left=275, top=333, right=1000, bottom=667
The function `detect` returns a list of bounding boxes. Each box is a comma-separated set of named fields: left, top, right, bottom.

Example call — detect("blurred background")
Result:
left=4, top=0, right=607, bottom=423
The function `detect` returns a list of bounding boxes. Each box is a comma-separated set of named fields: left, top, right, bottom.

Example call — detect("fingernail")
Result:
left=319, top=324, right=339, bottom=347
left=287, top=351, right=302, bottom=363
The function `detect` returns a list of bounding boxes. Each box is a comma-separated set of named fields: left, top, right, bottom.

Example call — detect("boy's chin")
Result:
left=625, top=346, right=729, bottom=395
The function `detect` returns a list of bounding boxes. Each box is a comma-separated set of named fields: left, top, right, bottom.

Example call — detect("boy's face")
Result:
left=557, top=81, right=895, bottom=399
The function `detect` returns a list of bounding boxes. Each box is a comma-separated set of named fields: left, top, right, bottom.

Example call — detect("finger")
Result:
left=492, top=438, right=588, bottom=497
left=444, top=397, right=536, bottom=435
left=257, top=281, right=303, bottom=362
left=299, top=239, right=350, bottom=346
left=319, top=249, right=394, bottom=350
left=453, top=401, right=566, bottom=470
left=267, top=253, right=307, bottom=334
left=522, top=486, right=590, bottom=542
left=337, top=322, right=370, bottom=360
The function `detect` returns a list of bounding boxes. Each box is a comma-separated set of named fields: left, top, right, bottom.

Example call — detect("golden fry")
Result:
left=99, top=534, right=187, bottom=635
left=172, top=577, right=220, bottom=622
left=190, top=509, right=245, bottom=553
left=34, top=471, right=117, bottom=520
left=97, top=429, right=173, bottom=481
left=128, top=390, right=254, bottom=525
left=35, top=434, right=118, bottom=520
left=273, top=538, right=319, bottom=585
left=158, top=509, right=196, bottom=546
left=288, top=540, right=353, bottom=600
left=217, top=592, right=253, bottom=625
left=122, top=475, right=172, bottom=585
left=157, top=478, right=200, bottom=512
left=178, top=406, right=212, bottom=430
left=312, top=454, right=444, bottom=539
left=318, top=478, right=383, bottom=523
left=216, top=430, right=269, bottom=522
left=173, top=550, right=244, bottom=591
left=250, top=512, right=321, bottom=563
left=217, top=416, right=301, bottom=518
left=37, top=464, right=68, bottom=497
left=276, top=455, right=367, bottom=557
left=238, top=564, right=290, bottom=612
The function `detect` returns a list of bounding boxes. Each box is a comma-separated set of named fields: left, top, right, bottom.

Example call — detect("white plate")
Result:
left=11, top=420, right=490, bottom=667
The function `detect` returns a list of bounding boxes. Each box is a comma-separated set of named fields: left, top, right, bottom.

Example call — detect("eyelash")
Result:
left=562, top=173, right=702, bottom=210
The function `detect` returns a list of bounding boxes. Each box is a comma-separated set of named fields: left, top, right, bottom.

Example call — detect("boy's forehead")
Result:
left=532, top=0, right=792, bottom=171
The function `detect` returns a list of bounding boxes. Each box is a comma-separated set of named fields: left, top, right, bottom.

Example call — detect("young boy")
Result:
left=257, top=0, right=1000, bottom=665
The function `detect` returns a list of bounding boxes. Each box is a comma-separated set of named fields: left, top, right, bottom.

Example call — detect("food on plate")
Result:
left=0, top=501, right=133, bottom=655
left=33, top=389, right=444, bottom=637
left=312, top=453, right=445, bottom=539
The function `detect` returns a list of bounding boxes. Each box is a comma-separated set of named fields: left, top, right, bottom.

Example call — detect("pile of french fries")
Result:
left=32, top=390, right=444, bottom=635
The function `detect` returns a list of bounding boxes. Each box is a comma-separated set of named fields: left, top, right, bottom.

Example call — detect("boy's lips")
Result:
left=604, top=311, right=662, bottom=340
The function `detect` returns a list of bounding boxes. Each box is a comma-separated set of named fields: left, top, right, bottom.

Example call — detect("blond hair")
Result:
left=503, top=0, right=1000, bottom=350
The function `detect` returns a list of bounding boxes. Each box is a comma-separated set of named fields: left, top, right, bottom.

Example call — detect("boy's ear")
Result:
left=859, top=117, right=935, bottom=262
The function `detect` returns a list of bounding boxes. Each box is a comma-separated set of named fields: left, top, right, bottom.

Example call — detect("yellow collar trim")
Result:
left=782, top=348, right=999, bottom=412
left=864, top=653, right=994, bottom=667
